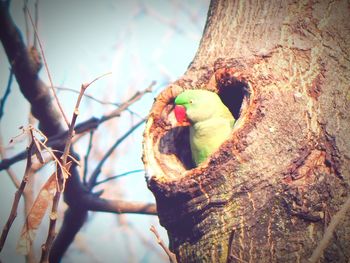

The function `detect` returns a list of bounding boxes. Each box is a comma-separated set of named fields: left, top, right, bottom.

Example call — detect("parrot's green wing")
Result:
left=175, top=89, right=235, bottom=166
left=190, top=117, right=233, bottom=165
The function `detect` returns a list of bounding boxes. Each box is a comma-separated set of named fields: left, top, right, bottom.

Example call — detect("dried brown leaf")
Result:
left=16, top=173, right=56, bottom=255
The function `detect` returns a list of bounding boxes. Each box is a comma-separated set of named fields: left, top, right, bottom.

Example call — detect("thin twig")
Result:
left=131, top=224, right=168, bottom=259
left=0, top=84, right=153, bottom=171
left=32, top=136, right=70, bottom=178
left=308, top=196, right=350, bottom=263
left=50, top=149, right=79, bottom=166
left=84, top=198, right=157, bottom=215
left=40, top=72, right=111, bottom=263
left=24, top=7, right=70, bottom=127
left=33, top=0, right=39, bottom=49
left=55, top=86, right=142, bottom=118
left=0, top=69, right=13, bottom=120
left=56, top=86, right=120, bottom=106
left=24, top=112, right=38, bottom=263
left=0, top=137, right=34, bottom=252
left=87, top=118, right=146, bottom=189
left=100, top=81, right=154, bottom=123
left=150, top=225, right=177, bottom=263
left=23, top=0, right=30, bottom=46
left=85, top=72, right=112, bottom=87
left=94, top=169, right=144, bottom=186
left=23, top=182, right=37, bottom=263
left=83, top=130, right=94, bottom=185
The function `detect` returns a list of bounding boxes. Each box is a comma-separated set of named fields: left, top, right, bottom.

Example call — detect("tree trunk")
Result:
left=142, top=0, right=350, bottom=262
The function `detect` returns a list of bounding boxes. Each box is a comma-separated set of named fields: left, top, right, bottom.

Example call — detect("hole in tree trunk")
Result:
left=159, top=126, right=194, bottom=170
left=217, top=76, right=250, bottom=120
left=157, top=76, right=250, bottom=173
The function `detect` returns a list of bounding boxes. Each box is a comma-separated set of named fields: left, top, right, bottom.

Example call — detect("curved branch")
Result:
left=84, top=197, right=157, bottom=215
left=49, top=207, right=87, bottom=263
left=0, top=2, right=63, bottom=136
left=0, top=3, right=156, bottom=262
left=0, top=69, right=13, bottom=120
left=0, top=84, right=152, bottom=171
left=94, top=169, right=144, bottom=186
left=87, top=118, right=146, bottom=189
left=49, top=196, right=157, bottom=263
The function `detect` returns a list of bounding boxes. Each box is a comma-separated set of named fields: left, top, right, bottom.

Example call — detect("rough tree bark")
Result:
left=143, top=0, right=350, bottom=262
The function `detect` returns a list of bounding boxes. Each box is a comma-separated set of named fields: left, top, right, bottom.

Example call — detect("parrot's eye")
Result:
left=190, top=99, right=194, bottom=104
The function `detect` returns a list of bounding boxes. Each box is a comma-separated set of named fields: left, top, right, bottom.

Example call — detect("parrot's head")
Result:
left=174, top=89, right=222, bottom=125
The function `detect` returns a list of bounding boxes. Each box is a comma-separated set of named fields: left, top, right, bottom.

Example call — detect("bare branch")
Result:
left=56, top=86, right=120, bottom=106
left=49, top=204, right=87, bottom=262
left=150, top=225, right=177, bottom=263
left=24, top=6, right=70, bottom=127
left=131, top=224, right=168, bottom=260
left=84, top=72, right=112, bottom=87
left=33, top=0, right=39, bottom=48
left=308, top=196, right=350, bottom=263
left=23, top=174, right=36, bottom=263
left=0, top=7, right=156, bottom=260
left=23, top=0, right=30, bottom=45
left=83, top=130, right=94, bottom=185
left=84, top=197, right=157, bottom=215
left=24, top=113, right=37, bottom=263
left=55, top=86, right=142, bottom=118
left=40, top=180, right=60, bottom=263
left=41, top=72, right=110, bottom=262
left=49, top=192, right=157, bottom=262
left=0, top=85, right=153, bottom=171
left=60, top=72, right=111, bottom=171
left=99, top=81, right=154, bottom=123
left=87, top=118, right=146, bottom=189
left=0, top=68, right=13, bottom=120
left=94, top=169, right=144, bottom=186
left=0, top=2, right=63, bottom=137
left=0, top=138, right=34, bottom=252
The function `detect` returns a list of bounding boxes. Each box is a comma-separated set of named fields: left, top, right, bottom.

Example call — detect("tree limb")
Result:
left=0, top=84, right=152, bottom=171
left=94, top=169, right=144, bottom=186
left=0, top=69, right=13, bottom=120
left=84, top=197, right=157, bottom=215
left=83, top=130, right=94, bottom=184
left=0, top=139, right=34, bottom=252
left=55, top=86, right=142, bottom=118
left=25, top=5, right=70, bottom=127
left=87, top=118, right=146, bottom=189
left=49, top=191, right=157, bottom=263
left=0, top=1, right=63, bottom=136
left=0, top=3, right=156, bottom=261
left=308, top=196, right=350, bottom=263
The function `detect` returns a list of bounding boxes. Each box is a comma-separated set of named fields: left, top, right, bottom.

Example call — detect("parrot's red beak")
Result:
left=174, top=105, right=190, bottom=126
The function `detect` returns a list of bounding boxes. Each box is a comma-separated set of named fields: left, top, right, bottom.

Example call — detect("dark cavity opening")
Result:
left=159, top=126, right=194, bottom=170
left=217, top=76, right=249, bottom=120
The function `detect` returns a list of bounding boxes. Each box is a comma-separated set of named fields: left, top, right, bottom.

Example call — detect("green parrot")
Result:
left=174, top=89, right=235, bottom=166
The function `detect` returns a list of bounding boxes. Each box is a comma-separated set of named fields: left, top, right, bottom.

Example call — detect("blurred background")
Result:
left=0, top=0, right=209, bottom=262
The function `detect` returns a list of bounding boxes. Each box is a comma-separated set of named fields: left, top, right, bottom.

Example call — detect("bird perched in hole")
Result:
left=174, top=89, right=235, bottom=166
